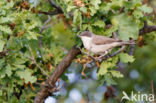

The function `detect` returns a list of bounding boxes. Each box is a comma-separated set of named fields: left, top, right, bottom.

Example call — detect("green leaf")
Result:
left=67, top=6, right=77, bottom=12
left=89, top=6, right=97, bottom=16
left=0, top=40, right=5, bottom=52
left=98, top=57, right=118, bottom=76
left=92, top=20, right=105, bottom=28
left=90, top=0, right=101, bottom=10
left=133, top=10, right=143, bottom=18
left=73, top=9, right=79, bottom=24
left=105, top=74, right=117, bottom=86
left=5, top=64, right=12, bottom=77
left=98, top=74, right=117, bottom=86
left=73, top=9, right=82, bottom=28
left=139, top=5, right=153, bottom=13
left=80, top=7, right=87, bottom=13
left=110, top=70, right=123, bottom=78
left=119, top=53, right=135, bottom=63
left=0, top=17, right=14, bottom=24
left=111, top=14, right=139, bottom=41
left=0, top=25, right=12, bottom=34
left=27, top=31, right=40, bottom=40
left=16, top=69, right=37, bottom=83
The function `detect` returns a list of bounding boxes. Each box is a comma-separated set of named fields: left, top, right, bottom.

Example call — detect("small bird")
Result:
left=78, top=31, right=135, bottom=58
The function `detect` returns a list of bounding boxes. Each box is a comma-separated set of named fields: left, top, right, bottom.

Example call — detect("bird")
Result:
left=78, top=31, right=135, bottom=59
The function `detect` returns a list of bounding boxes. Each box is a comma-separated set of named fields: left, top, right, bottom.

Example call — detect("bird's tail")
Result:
left=120, top=40, right=136, bottom=45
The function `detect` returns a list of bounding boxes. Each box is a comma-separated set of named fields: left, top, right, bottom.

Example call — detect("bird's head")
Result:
left=77, top=31, right=94, bottom=38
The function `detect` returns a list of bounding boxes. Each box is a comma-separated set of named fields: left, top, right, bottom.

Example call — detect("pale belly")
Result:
left=90, top=42, right=121, bottom=54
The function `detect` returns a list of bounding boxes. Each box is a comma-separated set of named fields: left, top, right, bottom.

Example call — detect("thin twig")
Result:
left=139, top=21, right=156, bottom=35
left=109, top=45, right=126, bottom=58
left=129, top=44, right=135, bottom=56
left=38, top=10, right=62, bottom=15
left=47, top=0, right=62, bottom=12
left=28, top=46, right=49, bottom=78
left=39, top=15, right=53, bottom=47
left=39, top=15, right=51, bottom=33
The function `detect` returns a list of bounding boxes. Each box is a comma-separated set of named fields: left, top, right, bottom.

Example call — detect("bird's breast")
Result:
left=81, top=37, right=92, bottom=50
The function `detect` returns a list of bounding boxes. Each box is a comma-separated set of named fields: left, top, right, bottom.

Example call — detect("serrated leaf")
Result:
left=133, top=10, right=143, bottom=18
left=67, top=6, right=77, bottom=12
left=0, top=17, right=14, bottom=24
left=98, top=57, right=118, bottom=76
left=139, top=5, right=153, bottom=13
left=0, top=25, right=12, bottom=34
left=16, top=69, right=37, bottom=83
left=119, top=53, right=135, bottom=63
left=0, top=40, right=5, bottom=52
left=92, top=20, right=105, bottom=28
left=89, top=6, right=97, bottom=16
left=105, top=74, right=117, bottom=86
left=111, top=14, right=139, bottom=41
left=27, top=31, right=39, bottom=40
left=90, top=0, right=101, bottom=10
left=110, top=70, right=123, bottom=78
left=80, top=7, right=87, bottom=13
left=73, top=9, right=82, bottom=28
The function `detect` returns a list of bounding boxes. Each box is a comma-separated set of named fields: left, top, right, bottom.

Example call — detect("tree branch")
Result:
left=38, top=10, right=62, bottom=15
left=34, top=46, right=80, bottom=103
left=47, top=0, right=62, bottom=12
left=139, top=21, right=156, bottom=35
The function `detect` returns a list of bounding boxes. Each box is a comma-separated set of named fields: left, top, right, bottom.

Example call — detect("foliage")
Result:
left=0, top=0, right=155, bottom=102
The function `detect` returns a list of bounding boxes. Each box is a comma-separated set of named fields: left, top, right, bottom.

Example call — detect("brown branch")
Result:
left=34, top=46, right=80, bottom=103
left=38, top=10, right=62, bottom=15
left=47, top=0, right=62, bottom=12
left=139, top=21, right=156, bottom=35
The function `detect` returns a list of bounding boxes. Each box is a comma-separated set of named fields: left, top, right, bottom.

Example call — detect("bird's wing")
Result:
left=92, top=35, right=121, bottom=45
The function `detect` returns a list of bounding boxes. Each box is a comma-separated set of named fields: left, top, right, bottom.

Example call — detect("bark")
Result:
left=34, top=46, right=80, bottom=103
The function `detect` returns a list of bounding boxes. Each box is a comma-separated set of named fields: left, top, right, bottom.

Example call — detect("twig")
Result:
left=39, top=15, right=51, bottom=33
left=47, top=0, right=62, bottom=12
left=129, top=44, right=135, bottom=56
left=28, top=46, right=49, bottom=78
left=109, top=45, right=126, bottom=58
left=39, top=15, right=53, bottom=47
left=38, top=10, right=62, bottom=15
left=139, top=21, right=156, bottom=35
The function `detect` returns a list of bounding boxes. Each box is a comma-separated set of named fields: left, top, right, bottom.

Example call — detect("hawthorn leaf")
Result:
left=139, top=5, right=153, bottom=13
left=0, top=25, right=12, bottom=34
left=110, top=70, right=123, bottom=78
left=119, top=53, right=135, bottom=63
left=92, top=20, right=105, bottom=28
left=16, top=69, right=37, bottom=83
left=111, top=14, right=139, bottom=41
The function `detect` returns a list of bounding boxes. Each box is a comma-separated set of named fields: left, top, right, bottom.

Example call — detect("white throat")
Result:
left=81, top=36, right=92, bottom=50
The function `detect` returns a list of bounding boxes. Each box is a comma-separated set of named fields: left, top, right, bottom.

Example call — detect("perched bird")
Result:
left=78, top=31, right=135, bottom=58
